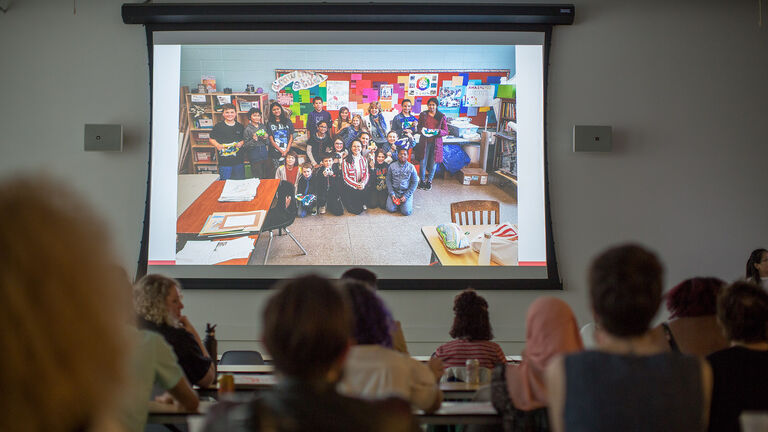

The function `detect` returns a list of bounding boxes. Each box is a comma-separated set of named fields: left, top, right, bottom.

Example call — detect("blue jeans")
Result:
left=385, top=194, right=414, bottom=216
left=219, top=164, right=245, bottom=180
left=420, top=141, right=437, bottom=183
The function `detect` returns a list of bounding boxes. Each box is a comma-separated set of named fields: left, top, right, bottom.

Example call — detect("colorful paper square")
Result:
left=351, top=73, right=363, bottom=80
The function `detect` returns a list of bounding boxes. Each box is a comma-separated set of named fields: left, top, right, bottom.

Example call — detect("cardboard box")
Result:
left=458, top=167, right=488, bottom=186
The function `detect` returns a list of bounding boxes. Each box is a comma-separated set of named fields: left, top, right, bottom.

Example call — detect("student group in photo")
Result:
left=208, top=96, right=447, bottom=217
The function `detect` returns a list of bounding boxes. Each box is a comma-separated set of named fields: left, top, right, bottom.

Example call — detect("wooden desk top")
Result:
left=421, top=224, right=503, bottom=266
left=177, top=179, right=280, bottom=234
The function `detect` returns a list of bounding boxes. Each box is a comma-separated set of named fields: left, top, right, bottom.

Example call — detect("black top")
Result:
left=662, top=322, right=681, bottom=352
left=491, top=364, right=550, bottom=432
left=306, top=133, right=334, bottom=164
left=211, top=121, right=245, bottom=166
left=139, top=318, right=212, bottom=384
left=564, top=350, right=704, bottom=432
left=708, top=346, right=768, bottom=432
left=202, top=378, right=420, bottom=432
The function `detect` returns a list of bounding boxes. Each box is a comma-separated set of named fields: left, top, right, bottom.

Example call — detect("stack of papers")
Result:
left=199, top=210, right=266, bottom=236
left=176, top=237, right=255, bottom=265
left=218, top=178, right=260, bottom=202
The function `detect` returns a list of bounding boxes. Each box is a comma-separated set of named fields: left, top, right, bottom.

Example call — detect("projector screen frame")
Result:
left=130, top=2, right=572, bottom=291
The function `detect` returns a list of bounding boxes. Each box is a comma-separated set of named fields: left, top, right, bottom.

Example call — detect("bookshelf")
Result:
left=491, top=97, right=517, bottom=190
left=184, top=92, right=269, bottom=174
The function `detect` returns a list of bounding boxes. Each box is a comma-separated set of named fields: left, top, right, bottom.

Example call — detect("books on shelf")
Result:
left=199, top=210, right=267, bottom=236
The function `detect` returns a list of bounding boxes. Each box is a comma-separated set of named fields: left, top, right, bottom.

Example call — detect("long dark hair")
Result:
left=746, top=248, right=767, bottom=283
left=340, top=280, right=393, bottom=347
left=335, top=106, right=350, bottom=131
left=268, top=101, right=290, bottom=125
left=345, top=140, right=362, bottom=165
left=450, top=289, right=493, bottom=340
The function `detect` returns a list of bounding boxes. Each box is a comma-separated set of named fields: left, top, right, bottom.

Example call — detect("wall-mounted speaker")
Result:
left=84, top=124, right=123, bottom=152
left=573, top=125, right=612, bottom=152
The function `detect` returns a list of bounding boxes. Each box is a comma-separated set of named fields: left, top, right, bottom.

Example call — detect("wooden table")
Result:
left=422, top=224, right=508, bottom=266
left=175, top=179, right=280, bottom=265
left=147, top=400, right=499, bottom=426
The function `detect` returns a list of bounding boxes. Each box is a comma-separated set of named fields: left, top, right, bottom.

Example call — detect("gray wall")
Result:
left=1, top=0, right=766, bottom=355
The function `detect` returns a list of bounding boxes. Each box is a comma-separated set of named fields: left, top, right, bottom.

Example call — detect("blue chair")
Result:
left=219, top=350, right=265, bottom=365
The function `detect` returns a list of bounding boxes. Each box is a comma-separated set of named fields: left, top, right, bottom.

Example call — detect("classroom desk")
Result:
left=175, top=179, right=279, bottom=265
left=147, top=400, right=499, bottom=426
left=422, top=224, right=514, bottom=266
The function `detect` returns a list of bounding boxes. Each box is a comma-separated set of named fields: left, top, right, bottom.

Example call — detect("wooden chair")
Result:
left=450, top=200, right=500, bottom=225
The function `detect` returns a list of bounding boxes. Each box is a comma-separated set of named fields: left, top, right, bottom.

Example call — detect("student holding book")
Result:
left=242, top=107, right=271, bottom=179
left=267, top=101, right=294, bottom=173
left=415, top=97, right=449, bottom=191
left=209, top=103, right=245, bottom=180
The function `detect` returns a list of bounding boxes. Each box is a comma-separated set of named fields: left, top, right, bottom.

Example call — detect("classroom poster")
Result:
left=408, top=73, right=438, bottom=97
left=464, top=85, right=496, bottom=107
left=438, top=86, right=463, bottom=108
left=326, top=81, right=350, bottom=110
left=277, top=92, right=293, bottom=106
left=379, top=84, right=394, bottom=100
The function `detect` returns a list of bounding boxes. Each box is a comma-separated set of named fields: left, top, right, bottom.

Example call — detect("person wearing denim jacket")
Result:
left=385, top=148, right=420, bottom=216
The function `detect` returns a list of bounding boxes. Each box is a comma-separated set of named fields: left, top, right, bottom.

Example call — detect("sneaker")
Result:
left=311, top=207, right=318, bottom=216
left=319, top=205, right=327, bottom=214
left=425, top=181, right=432, bottom=190
left=362, top=204, right=367, bottom=210
left=418, top=181, right=426, bottom=190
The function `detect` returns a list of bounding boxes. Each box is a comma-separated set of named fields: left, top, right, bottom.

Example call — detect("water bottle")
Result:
left=478, top=231, right=492, bottom=265
left=466, top=359, right=480, bottom=385
left=204, top=323, right=217, bottom=374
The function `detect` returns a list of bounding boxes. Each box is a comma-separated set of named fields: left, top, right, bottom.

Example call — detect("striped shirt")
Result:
left=433, top=339, right=506, bottom=369
left=342, top=154, right=369, bottom=189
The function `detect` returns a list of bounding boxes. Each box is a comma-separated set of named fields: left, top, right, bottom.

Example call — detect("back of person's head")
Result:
left=589, top=244, right=663, bottom=337
left=339, top=279, right=393, bottom=347
left=134, top=273, right=180, bottom=326
left=0, top=177, right=128, bottom=431
left=341, top=267, right=378, bottom=287
left=263, top=275, right=352, bottom=380
left=450, top=289, right=493, bottom=341
left=717, top=281, right=768, bottom=343
left=746, top=248, right=767, bottom=282
left=665, top=277, right=725, bottom=319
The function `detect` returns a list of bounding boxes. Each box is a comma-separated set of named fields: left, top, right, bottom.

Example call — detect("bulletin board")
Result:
left=274, top=69, right=510, bottom=130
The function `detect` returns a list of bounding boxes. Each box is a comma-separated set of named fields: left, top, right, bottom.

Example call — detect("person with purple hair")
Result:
left=337, top=280, right=443, bottom=413
left=649, top=277, right=729, bottom=356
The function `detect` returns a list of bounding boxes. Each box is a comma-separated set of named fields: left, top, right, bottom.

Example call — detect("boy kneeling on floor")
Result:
left=385, top=148, right=420, bottom=216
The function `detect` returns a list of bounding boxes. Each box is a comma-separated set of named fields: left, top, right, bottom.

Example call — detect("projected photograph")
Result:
left=169, top=44, right=523, bottom=266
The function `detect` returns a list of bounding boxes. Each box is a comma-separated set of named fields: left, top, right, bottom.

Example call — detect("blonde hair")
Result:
left=134, top=274, right=180, bottom=327
left=351, top=114, right=369, bottom=133
left=368, top=101, right=382, bottom=113
left=0, top=177, right=128, bottom=431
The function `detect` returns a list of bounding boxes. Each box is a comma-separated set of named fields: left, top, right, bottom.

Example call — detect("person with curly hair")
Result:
left=745, top=248, right=768, bottom=289
left=134, top=274, right=215, bottom=388
left=337, top=280, right=443, bottom=413
left=708, top=281, right=768, bottom=432
left=433, top=289, right=507, bottom=371
left=648, top=277, right=729, bottom=356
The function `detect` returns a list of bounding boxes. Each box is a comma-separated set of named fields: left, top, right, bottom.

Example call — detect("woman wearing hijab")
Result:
left=491, top=297, right=583, bottom=432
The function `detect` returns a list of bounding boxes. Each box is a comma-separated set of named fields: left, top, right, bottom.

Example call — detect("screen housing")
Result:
left=126, top=2, right=574, bottom=290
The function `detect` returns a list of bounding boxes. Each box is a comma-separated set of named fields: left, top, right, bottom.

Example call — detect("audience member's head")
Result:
left=589, top=244, right=663, bottom=337
left=263, top=275, right=352, bottom=381
left=746, top=248, right=768, bottom=283
left=341, top=267, right=378, bottom=288
left=665, top=277, right=725, bottom=319
left=717, top=281, right=768, bottom=343
left=450, top=289, right=493, bottom=341
left=134, top=273, right=182, bottom=327
left=0, top=178, right=128, bottom=431
left=507, top=297, right=583, bottom=411
left=340, top=279, right=393, bottom=347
